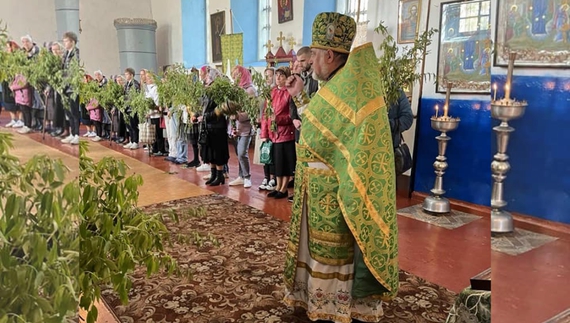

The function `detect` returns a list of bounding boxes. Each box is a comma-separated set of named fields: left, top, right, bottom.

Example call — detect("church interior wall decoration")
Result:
left=221, top=33, right=243, bottom=74
left=278, top=0, right=294, bottom=24
left=210, top=11, right=226, bottom=62
left=436, top=0, right=492, bottom=94
left=398, top=0, right=421, bottom=44
left=494, top=0, right=570, bottom=68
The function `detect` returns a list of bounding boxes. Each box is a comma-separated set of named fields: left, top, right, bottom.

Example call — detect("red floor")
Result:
left=4, top=119, right=570, bottom=322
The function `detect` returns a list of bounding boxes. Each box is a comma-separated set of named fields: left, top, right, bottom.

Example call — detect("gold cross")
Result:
left=265, top=39, right=274, bottom=51
left=287, top=36, right=296, bottom=49
left=277, top=32, right=286, bottom=48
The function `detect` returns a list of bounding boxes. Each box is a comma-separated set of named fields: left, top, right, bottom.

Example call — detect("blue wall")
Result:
left=303, top=0, right=337, bottom=46
left=181, top=0, right=207, bottom=68
left=414, top=98, right=492, bottom=207
left=230, top=0, right=259, bottom=65
left=491, top=75, right=570, bottom=224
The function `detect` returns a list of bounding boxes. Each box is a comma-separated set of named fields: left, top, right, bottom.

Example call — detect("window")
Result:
left=258, top=0, right=271, bottom=60
left=337, top=0, right=368, bottom=22
left=459, top=0, right=490, bottom=34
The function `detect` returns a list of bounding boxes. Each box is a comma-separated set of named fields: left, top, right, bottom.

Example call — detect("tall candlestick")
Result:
left=444, top=104, right=448, bottom=118
left=445, top=82, right=452, bottom=108
left=493, top=83, right=497, bottom=101
left=505, top=52, right=516, bottom=100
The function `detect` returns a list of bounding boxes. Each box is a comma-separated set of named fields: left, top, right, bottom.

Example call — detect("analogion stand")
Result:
left=491, top=53, right=527, bottom=234
left=423, top=82, right=461, bottom=214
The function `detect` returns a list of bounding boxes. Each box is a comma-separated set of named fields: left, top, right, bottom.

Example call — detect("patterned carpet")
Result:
left=101, top=195, right=457, bottom=323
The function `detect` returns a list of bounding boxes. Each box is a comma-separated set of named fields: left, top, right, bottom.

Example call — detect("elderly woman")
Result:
left=198, top=66, right=230, bottom=186
left=227, top=65, right=257, bottom=189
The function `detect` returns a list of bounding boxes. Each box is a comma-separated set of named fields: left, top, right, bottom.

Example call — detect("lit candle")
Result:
left=435, top=105, right=439, bottom=118
left=444, top=104, right=448, bottom=118
left=493, top=83, right=497, bottom=101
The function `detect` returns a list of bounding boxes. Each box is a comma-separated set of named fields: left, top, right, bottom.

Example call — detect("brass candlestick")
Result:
left=423, top=82, right=461, bottom=214
left=490, top=52, right=527, bottom=234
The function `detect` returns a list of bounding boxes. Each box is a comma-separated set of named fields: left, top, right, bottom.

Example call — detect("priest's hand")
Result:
left=286, top=61, right=304, bottom=97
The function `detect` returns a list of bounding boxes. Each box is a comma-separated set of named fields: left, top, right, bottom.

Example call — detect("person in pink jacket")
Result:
left=9, top=74, right=33, bottom=134
left=86, top=98, right=103, bottom=141
left=260, top=66, right=296, bottom=199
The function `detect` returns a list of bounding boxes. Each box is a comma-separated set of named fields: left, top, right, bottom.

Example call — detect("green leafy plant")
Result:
left=124, top=89, right=157, bottom=123
left=0, top=132, right=81, bottom=323
left=78, top=142, right=188, bottom=323
left=251, top=69, right=276, bottom=132
left=154, top=65, right=204, bottom=111
left=375, top=22, right=437, bottom=106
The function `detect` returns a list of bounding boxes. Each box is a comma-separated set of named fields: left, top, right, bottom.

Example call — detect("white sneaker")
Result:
left=196, top=164, right=211, bottom=172
left=229, top=177, right=244, bottom=186
left=130, top=143, right=139, bottom=150
left=123, top=142, right=133, bottom=149
left=5, top=120, right=16, bottom=128
left=17, top=126, right=31, bottom=134
left=82, top=132, right=90, bottom=137
left=266, top=179, right=276, bottom=191
left=12, top=120, right=24, bottom=128
left=88, top=132, right=97, bottom=138
left=61, top=135, right=74, bottom=143
left=243, top=178, right=252, bottom=188
left=91, top=136, right=102, bottom=142
left=70, top=135, right=80, bottom=145
left=258, top=178, right=268, bottom=190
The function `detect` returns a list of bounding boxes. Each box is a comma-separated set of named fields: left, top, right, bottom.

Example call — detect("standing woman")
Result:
left=228, top=65, right=256, bottom=188
left=3, top=41, right=23, bottom=129
left=261, top=66, right=296, bottom=199
left=198, top=66, right=229, bottom=186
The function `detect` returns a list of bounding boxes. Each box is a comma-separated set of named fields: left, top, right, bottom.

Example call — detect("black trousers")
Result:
left=53, top=94, right=65, bottom=129
left=150, top=118, right=165, bottom=153
left=93, top=120, right=102, bottom=137
left=64, top=96, right=80, bottom=136
left=19, top=104, right=32, bottom=127
left=127, top=113, right=139, bottom=143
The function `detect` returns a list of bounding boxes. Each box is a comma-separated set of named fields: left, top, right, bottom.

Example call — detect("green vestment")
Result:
left=283, top=42, right=399, bottom=301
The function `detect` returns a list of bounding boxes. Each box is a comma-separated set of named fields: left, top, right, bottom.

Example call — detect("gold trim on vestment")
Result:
left=296, top=261, right=355, bottom=281
left=308, top=228, right=354, bottom=245
left=303, top=110, right=390, bottom=238
left=318, top=87, right=386, bottom=126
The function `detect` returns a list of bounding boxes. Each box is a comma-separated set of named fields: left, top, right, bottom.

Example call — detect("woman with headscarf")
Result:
left=198, top=66, right=230, bottom=186
left=227, top=65, right=256, bottom=189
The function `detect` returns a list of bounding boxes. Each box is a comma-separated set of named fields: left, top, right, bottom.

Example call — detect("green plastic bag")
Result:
left=260, top=140, right=273, bottom=165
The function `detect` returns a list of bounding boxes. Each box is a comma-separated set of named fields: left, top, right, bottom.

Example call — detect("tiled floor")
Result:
left=3, top=121, right=570, bottom=323
left=397, top=203, right=482, bottom=229
left=491, top=228, right=558, bottom=256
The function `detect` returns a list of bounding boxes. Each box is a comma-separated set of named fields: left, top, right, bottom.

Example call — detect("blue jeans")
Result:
left=233, top=135, right=252, bottom=179
left=171, top=117, right=187, bottom=163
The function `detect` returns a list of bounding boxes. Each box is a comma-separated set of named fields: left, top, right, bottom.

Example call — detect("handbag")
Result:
left=393, top=121, right=412, bottom=175
left=198, top=121, right=208, bottom=145
left=259, top=140, right=273, bottom=165
left=139, top=121, right=156, bottom=144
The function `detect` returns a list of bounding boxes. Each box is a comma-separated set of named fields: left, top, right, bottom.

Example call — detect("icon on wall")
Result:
left=210, top=11, right=226, bottom=62
left=398, top=0, right=421, bottom=44
left=278, top=0, right=294, bottom=24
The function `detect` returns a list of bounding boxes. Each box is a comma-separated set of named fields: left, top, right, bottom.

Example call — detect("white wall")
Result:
left=270, top=0, right=305, bottom=52
left=79, top=0, right=153, bottom=75
left=151, top=0, right=183, bottom=69
left=207, top=0, right=232, bottom=67
left=0, top=0, right=57, bottom=47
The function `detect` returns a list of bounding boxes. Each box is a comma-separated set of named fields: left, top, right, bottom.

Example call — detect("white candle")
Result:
left=444, top=104, right=448, bottom=118
left=505, top=83, right=510, bottom=100
left=435, top=105, right=439, bottom=118
left=493, top=83, right=497, bottom=101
